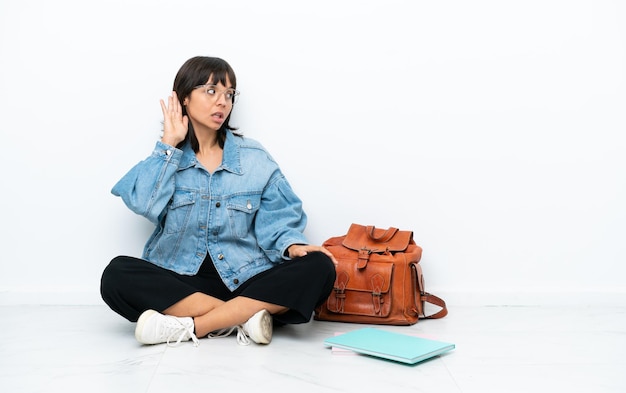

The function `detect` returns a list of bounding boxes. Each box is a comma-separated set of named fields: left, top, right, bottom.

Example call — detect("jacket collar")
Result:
left=178, top=131, right=243, bottom=174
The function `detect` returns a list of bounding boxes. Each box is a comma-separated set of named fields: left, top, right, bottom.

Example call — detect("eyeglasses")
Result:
left=194, top=84, right=240, bottom=104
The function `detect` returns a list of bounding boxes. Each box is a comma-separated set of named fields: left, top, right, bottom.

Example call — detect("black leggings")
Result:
left=100, top=252, right=336, bottom=325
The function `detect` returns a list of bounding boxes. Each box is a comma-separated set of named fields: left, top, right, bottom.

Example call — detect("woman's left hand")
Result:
left=288, top=244, right=338, bottom=265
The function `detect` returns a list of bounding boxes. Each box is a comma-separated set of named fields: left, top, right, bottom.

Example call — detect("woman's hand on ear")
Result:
left=160, top=91, right=189, bottom=147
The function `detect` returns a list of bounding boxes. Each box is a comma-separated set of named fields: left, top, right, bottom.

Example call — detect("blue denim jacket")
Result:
left=112, top=131, right=309, bottom=291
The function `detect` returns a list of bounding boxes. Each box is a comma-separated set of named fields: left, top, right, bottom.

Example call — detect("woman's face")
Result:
left=184, top=75, right=235, bottom=133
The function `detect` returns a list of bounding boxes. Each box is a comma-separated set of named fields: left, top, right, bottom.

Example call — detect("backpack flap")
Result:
left=342, top=224, right=413, bottom=255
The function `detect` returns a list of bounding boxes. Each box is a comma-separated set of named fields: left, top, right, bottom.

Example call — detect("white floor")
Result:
left=1, top=304, right=624, bottom=393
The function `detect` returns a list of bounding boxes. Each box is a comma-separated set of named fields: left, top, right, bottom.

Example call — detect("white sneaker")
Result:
left=241, top=309, right=272, bottom=345
left=135, top=309, right=199, bottom=347
left=207, top=309, right=272, bottom=345
left=208, top=326, right=251, bottom=346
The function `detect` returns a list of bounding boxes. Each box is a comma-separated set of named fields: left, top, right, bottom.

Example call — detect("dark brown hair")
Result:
left=172, top=56, right=241, bottom=151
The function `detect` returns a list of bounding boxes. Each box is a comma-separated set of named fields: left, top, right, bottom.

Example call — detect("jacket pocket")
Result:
left=227, top=195, right=260, bottom=238
left=163, top=190, right=196, bottom=234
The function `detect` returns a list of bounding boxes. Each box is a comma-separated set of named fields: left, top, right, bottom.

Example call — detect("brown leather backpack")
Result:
left=314, top=224, right=448, bottom=325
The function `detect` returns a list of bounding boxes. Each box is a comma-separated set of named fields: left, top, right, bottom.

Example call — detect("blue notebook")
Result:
left=324, top=327, right=455, bottom=364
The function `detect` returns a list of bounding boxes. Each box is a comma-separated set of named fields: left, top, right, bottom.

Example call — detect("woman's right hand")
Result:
left=160, top=91, right=189, bottom=147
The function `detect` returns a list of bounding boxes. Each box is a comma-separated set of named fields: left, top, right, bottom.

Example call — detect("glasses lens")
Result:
left=229, top=90, right=239, bottom=104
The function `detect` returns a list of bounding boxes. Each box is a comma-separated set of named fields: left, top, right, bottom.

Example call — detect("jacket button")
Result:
left=218, top=254, right=224, bottom=260
left=233, top=279, right=239, bottom=284
left=216, top=202, right=221, bottom=207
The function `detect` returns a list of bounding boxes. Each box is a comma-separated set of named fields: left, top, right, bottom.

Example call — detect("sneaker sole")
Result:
left=250, top=310, right=272, bottom=344
left=135, top=309, right=158, bottom=344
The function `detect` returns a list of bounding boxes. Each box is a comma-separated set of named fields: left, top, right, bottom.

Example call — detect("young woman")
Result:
left=101, top=56, right=337, bottom=347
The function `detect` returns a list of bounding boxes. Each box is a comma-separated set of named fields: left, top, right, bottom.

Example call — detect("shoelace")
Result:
left=208, top=325, right=251, bottom=346
left=165, top=317, right=200, bottom=347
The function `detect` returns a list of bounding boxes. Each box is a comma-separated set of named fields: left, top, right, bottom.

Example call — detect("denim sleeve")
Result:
left=254, top=174, right=309, bottom=262
left=111, top=141, right=182, bottom=225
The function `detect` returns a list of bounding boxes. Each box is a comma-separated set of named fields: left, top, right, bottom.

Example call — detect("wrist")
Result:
left=161, top=137, right=180, bottom=147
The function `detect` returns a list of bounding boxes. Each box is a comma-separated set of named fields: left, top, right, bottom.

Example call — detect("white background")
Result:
left=0, top=0, right=624, bottom=306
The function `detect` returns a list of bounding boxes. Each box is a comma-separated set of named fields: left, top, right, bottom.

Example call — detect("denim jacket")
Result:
left=111, top=131, right=309, bottom=291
